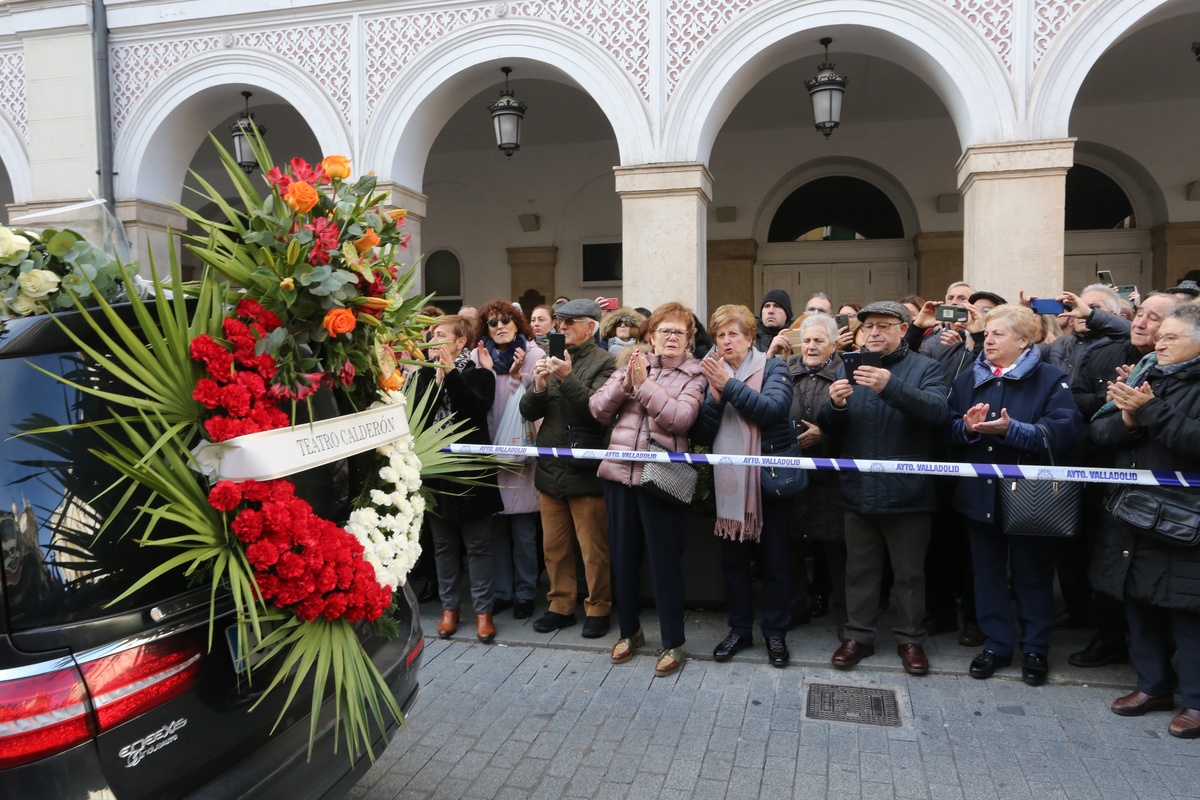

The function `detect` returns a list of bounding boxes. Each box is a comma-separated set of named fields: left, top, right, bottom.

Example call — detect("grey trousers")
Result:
left=843, top=511, right=930, bottom=645
left=431, top=515, right=494, bottom=614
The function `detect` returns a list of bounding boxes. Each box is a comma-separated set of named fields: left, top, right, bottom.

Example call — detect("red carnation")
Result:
left=208, top=481, right=243, bottom=512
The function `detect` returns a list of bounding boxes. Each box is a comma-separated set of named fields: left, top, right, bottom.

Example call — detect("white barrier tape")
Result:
left=443, top=443, right=1200, bottom=488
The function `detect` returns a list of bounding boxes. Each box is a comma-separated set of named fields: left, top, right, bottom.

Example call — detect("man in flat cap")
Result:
left=818, top=300, right=948, bottom=677
left=521, top=299, right=617, bottom=638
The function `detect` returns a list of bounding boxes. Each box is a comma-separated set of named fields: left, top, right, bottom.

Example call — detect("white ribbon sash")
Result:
left=191, top=403, right=410, bottom=482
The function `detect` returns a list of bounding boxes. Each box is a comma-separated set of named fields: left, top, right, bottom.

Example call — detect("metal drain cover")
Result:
left=806, top=683, right=901, bottom=727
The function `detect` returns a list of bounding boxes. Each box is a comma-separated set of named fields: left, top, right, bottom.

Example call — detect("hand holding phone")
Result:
left=1097, top=269, right=1114, bottom=286
left=1029, top=298, right=1065, bottom=315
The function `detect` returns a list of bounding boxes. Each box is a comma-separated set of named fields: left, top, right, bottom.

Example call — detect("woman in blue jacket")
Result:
left=948, top=304, right=1082, bottom=685
left=692, top=304, right=801, bottom=668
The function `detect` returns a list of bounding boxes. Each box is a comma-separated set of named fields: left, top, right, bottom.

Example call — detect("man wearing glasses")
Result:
left=818, top=300, right=948, bottom=677
left=520, top=299, right=617, bottom=638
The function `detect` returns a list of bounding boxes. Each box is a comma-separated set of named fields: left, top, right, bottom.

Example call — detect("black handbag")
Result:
left=1107, top=484, right=1200, bottom=548
left=760, top=436, right=808, bottom=499
left=1000, top=424, right=1082, bottom=537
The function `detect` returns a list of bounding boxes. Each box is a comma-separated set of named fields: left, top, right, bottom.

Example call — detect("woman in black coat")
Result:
left=692, top=304, right=800, bottom=669
left=416, top=314, right=502, bottom=644
left=947, top=305, right=1082, bottom=686
left=1090, top=302, right=1200, bottom=739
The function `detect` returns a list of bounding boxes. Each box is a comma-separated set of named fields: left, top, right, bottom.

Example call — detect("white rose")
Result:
left=17, top=269, right=61, bottom=299
left=7, top=293, right=37, bottom=315
left=0, top=227, right=31, bottom=260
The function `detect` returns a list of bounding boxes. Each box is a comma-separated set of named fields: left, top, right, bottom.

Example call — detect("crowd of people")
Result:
left=411, top=273, right=1200, bottom=740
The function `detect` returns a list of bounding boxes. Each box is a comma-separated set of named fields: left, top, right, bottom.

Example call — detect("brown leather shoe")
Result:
left=897, top=643, right=929, bottom=676
left=654, top=646, right=685, bottom=678
left=1110, top=690, right=1175, bottom=717
left=477, top=613, right=495, bottom=644
left=437, top=610, right=458, bottom=639
left=831, top=639, right=875, bottom=668
left=1169, top=708, right=1200, bottom=739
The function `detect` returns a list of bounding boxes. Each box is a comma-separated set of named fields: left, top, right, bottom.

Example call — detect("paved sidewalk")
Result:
left=350, top=602, right=1199, bottom=800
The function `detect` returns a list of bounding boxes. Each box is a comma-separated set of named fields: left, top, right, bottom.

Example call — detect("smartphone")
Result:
left=935, top=304, right=968, bottom=323
left=1116, top=284, right=1136, bottom=301
left=598, top=297, right=619, bottom=311
left=834, top=313, right=850, bottom=330
left=1097, top=269, right=1114, bottom=286
left=841, top=350, right=880, bottom=385
left=547, top=332, right=566, bottom=359
left=1029, top=298, right=1065, bottom=315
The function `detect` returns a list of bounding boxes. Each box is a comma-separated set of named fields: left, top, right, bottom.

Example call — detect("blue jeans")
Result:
left=491, top=513, right=540, bottom=603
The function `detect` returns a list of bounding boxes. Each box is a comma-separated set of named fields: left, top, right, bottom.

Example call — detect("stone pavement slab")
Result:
left=349, top=632, right=1199, bottom=800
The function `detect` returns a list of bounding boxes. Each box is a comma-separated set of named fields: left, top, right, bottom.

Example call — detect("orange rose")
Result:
left=379, top=371, right=405, bottom=392
left=321, top=155, right=352, bottom=180
left=354, top=228, right=380, bottom=254
left=322, top=307, right=357, bottom=337
left=284, top=181, right=319, bottom=213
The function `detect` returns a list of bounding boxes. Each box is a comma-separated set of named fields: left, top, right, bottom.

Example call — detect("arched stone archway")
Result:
left=664, top=0, right=1014, bottom=165
left=0, top=114, right=30, bottom=207
left=1030, top=0, right=1181, bottom=141
left=113, top=50, right=351, bottom=205
left=364, top=18, right=653, bottom=191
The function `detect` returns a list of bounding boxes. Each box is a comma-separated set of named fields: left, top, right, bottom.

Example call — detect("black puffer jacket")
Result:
left=691, top=357, right=796, bottom=470
left=817, top=344, right=949, bottom=514
left=414, top=361, right=502, bottom=521
left=788, top=353, right=843, bottom=542
left=1089, top=359, right=1200, bottom=613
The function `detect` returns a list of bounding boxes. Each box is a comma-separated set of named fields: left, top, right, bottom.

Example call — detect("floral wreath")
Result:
left=42, top=135, right=493, bottom=760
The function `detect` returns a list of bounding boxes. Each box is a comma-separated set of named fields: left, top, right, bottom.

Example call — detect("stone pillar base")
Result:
left=913, top=232, right=964, bottom=301
left=113, top=199, right=189, bottom=278
left=614, top=163, right=712, bottom=317
left=957, top=139, right=1074, bottom=301
left=1150, top=222, right=1200, bottom=290
left=506, top=246, right=559, bottom=311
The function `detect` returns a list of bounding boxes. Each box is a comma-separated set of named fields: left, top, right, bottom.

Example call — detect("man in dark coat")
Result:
left=818, top=301, right=949, bottom=676
left=520, top=299, right=617, bottom=638
left=754, top=288, right=793, bottom=355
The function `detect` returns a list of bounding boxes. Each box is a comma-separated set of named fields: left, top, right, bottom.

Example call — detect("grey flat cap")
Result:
left=555, top=298, right=602, bottom=321
left=857, top=300, right=912, bottom=324
left=1166, top=280, right=1200, bottom=297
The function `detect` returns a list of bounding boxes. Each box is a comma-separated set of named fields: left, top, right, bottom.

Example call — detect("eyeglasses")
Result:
left=1156, top=333, right=1189, bottom=345
left=655, top=328, right=690, bottom=340
left=486, top=316, right=512, bottom=328
left=554, top=316, right=579, bottom=327
left=860, top=322, right=902, bottom=332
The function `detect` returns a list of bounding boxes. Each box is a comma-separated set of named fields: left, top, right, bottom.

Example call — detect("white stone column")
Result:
left=377, top=182, right=428, bottom=293
left=614, top=163, right=712, bottom=316
left=114, top=199, right=188, bottom=278
left=956, top=139, right=1074, bottom=301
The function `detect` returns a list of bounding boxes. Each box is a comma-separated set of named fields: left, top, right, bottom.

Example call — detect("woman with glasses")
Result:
left=589, top=302, right=707, bottom=676
left=472, top=300, right=546, bottom=621
left=692, top=304, right=798, bottom=668
left=1091, top=302, right=1200, bottom=738
left=414, top=314, right=502, bottom=643
left=947, top=304, right=1081, bottom=685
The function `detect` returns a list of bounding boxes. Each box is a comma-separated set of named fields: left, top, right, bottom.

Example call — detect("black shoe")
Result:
left=713, top=632, right=753, bottom=662
left=416, top=579, right=437, bottom=604
left=921, top=615, right=957, bottom=637
left=492, top=597, right=514, bottom=613
left=766, top=637, right=789, bottom=668
left=1068, top=637, right=1129, bottom=668
left=968, top=649, right=1013, bottom=679
left=1054, top=612, right=1088, bottom=629
left=809, top=593, right=829, bottom=618
left=532, top=611, right=577, bottom=633
left=1022, top=653, right=1049, bottom=686
left=581, top=615, right=610, bottom=638
left=513, top=599, right=535, bottom=620
left=958, top=622, right=985, bottom=648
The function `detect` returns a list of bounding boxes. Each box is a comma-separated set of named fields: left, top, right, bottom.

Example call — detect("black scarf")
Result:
left=484, top=334, right=527, bottom=374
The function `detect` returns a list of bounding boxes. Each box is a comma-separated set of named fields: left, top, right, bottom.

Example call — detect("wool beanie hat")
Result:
left=760, top=289, right=793, bottom=323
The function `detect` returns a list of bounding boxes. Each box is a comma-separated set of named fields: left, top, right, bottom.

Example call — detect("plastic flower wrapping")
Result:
left=33, top=134, right=496, bottom=762
left=0, top=220, right=127, bottom=318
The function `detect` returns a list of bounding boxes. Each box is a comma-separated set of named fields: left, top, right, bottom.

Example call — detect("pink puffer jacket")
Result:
left=588, top=353, right=707, bottom=486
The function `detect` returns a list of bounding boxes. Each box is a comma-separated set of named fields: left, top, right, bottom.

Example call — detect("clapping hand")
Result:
left=797, top=420, right=822, bottom=450
left=963, top=403, right=1011, bottom=436
left=700, top=354, right=729, bottom=401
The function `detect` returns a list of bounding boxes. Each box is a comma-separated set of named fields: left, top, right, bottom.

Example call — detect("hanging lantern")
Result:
left=487, top=67, right=527, bottom=158
left=803, top=38, right=849, bottom=139
left=229, top=91, right=267, bottom=175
